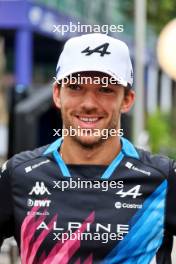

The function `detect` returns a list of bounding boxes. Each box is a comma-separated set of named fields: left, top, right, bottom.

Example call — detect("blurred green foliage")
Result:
left=147, top=110, right=176, bottom=159
left=147, top=0, right=176, bottom=33
left=120, top=0, right=176, bottom=33
left=35, top=0, right=176, bottom=34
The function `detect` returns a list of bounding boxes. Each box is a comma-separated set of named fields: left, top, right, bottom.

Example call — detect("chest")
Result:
left=12, top=164, right=167, bottom=263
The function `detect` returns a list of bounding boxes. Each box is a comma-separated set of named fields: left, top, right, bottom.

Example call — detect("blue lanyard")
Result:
left=44, top=137, right=139, bottom=180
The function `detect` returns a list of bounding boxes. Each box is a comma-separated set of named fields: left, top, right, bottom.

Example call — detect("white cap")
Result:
left=56, top=33, right=133, bottom=87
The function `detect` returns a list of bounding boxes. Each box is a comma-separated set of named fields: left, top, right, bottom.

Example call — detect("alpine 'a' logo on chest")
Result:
left=81, top=43, right=111, bottom=57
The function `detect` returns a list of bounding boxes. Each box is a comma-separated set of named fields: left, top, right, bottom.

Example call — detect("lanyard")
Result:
left=44, top=137, right=139, bottom=180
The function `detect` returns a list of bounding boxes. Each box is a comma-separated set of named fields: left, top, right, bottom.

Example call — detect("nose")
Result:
left=80, top=90, right=99, bottom=112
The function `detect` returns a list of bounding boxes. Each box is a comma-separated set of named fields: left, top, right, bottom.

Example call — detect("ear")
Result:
left=53, top=82, right=61, bottom=109
left=120, top=89, right=135, bottom=113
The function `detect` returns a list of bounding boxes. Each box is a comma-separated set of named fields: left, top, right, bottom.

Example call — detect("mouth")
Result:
left=75, top=115, right=103, bottom=129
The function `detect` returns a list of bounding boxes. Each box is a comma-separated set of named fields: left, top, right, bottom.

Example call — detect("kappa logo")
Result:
left=25, top=159, right=50, bottom=173
left=116, top=185, right=142, bottom=199
left=125, top=162, right=151, bottom=176
left=29, top=182, right=51, bottom=195
left=81, top=43, right=111, bottom=57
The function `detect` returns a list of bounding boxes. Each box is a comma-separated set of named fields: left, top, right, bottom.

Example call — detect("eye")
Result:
left=67, top=84, right=81, bottom=91
left=99, top=86, right=114, bottom=94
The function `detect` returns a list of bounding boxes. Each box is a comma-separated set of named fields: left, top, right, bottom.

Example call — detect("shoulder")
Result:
left=6, top=145, right=49, bottom=173
left=121, top=137, right=172, bottom=176
left=136, top=148, right=173, bottom=177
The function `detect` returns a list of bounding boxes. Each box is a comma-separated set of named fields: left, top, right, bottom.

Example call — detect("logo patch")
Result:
left=27, top=199, right=51, bottom=207
left=116, top=185, right=142, bottom=199
left=81, top=43, right=111, bottom=57
left=25, top=159, right=50, bottom=173
left=29, top=182, right=51, bottom=196
left=115, top=201, right=142, bottom=209
left=125, top=162, right=151, bottom=176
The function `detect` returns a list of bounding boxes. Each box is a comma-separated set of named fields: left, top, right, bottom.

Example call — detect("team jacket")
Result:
left=0, top=137, right=176, bottom=264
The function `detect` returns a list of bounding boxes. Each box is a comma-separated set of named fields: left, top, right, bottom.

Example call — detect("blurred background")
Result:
left=0, top=0, right=176, bottom=263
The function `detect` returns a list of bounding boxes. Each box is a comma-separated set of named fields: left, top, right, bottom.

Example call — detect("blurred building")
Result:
left=0, top=0, right=174, bottom=155
left=0, top=0, right=137, bottom=157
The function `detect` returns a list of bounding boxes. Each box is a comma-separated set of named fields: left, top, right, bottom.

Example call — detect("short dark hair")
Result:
left=124, top=85, right=132, bottom=96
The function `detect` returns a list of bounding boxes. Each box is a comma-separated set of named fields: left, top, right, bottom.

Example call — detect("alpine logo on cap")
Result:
left=81, top=43, right=111, bottom=57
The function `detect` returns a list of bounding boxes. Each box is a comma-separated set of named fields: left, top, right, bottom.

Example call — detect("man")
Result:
left=0, top=33, right=175, bottom=263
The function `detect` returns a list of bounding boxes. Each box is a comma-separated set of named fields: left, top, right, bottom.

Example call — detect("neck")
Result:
left=60, top=136, right=121, bottom=165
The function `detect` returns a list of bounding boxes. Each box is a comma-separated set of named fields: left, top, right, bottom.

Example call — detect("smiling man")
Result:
left=0, top=33, right=176, bottom=264
left=53, top=70, right=134, bottom=164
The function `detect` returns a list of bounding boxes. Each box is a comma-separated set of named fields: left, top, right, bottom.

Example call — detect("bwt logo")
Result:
left=27, top=199, right=51, bottom=207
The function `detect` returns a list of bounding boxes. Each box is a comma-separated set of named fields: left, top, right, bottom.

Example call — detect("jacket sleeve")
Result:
left=165, top=159, right=176, bottom=235
left=156, top=232, right=173, bottom=264
left=0, top=160, right=14, bottom=249
left=156, top=160, right=176, bottom=263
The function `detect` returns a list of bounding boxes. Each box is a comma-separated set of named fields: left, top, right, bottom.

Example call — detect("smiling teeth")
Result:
left=80, top=117, right=98, bottom=122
